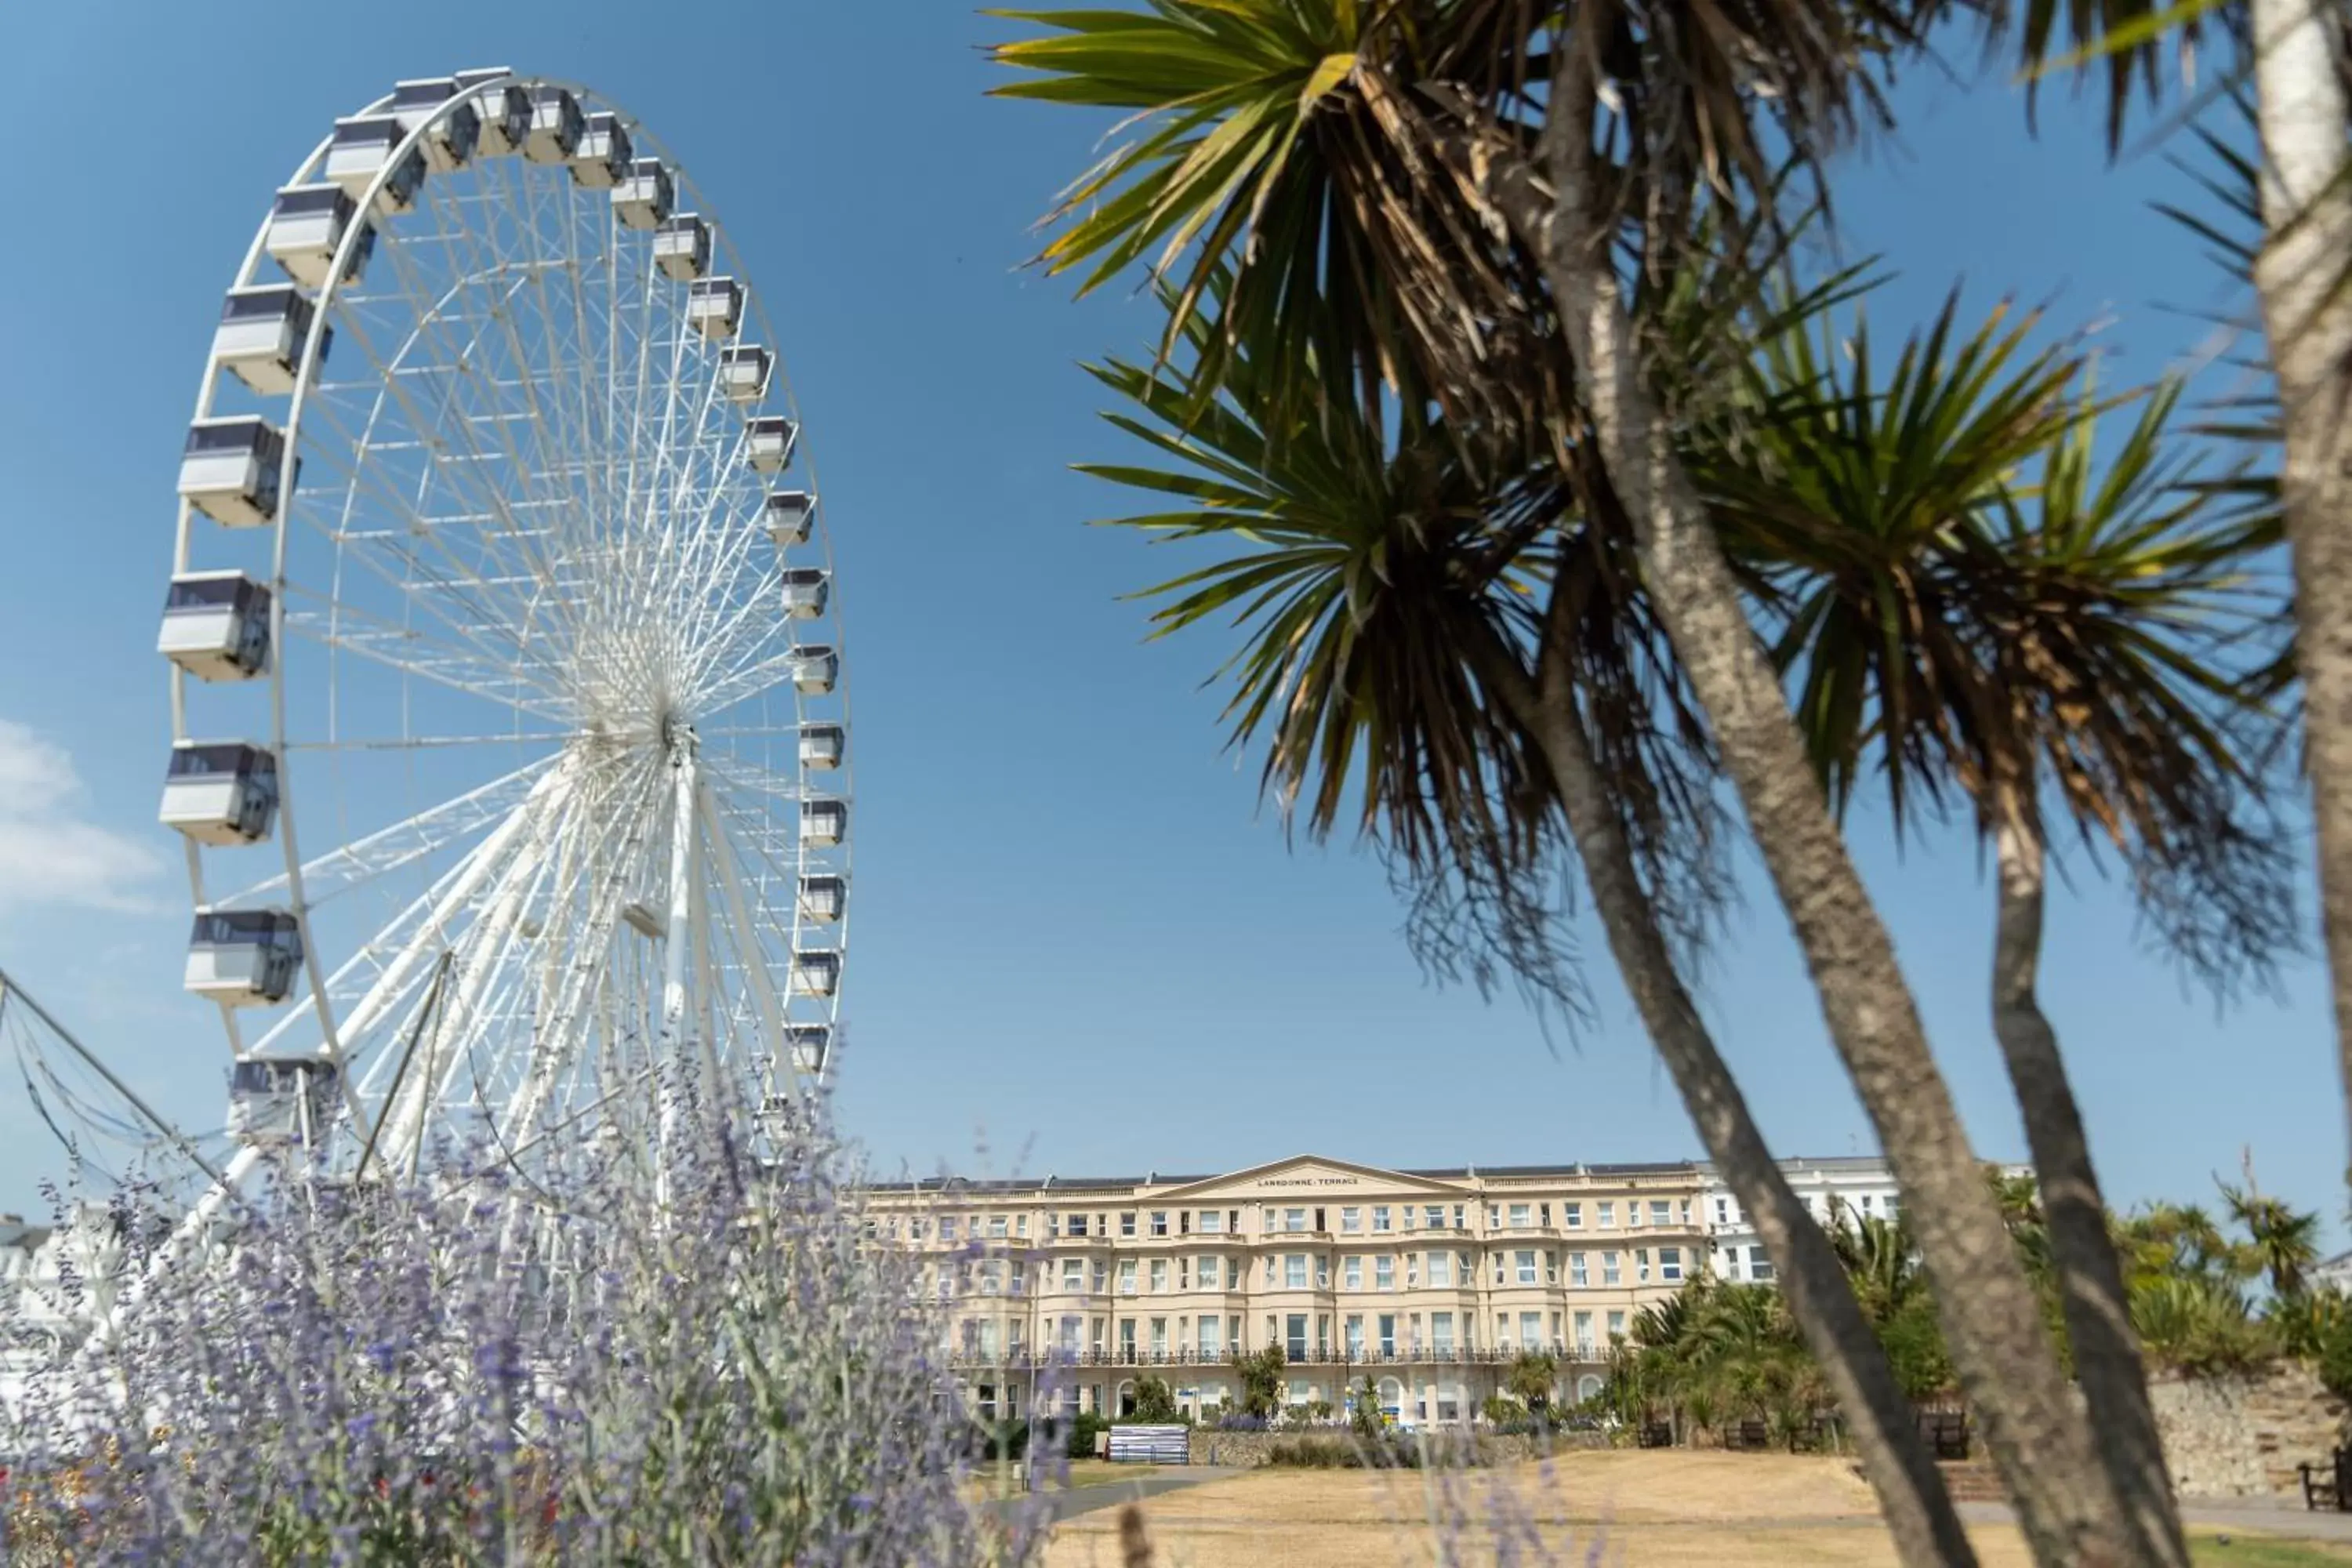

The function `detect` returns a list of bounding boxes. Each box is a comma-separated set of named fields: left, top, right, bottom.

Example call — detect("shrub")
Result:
left=1063, top=1410, right=1112, bottom=1459
left=1, top=1102, right=1048, bottom=1566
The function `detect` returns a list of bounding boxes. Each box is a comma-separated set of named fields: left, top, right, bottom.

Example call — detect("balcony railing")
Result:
left=941, top=1341, right=1608, bottom=1371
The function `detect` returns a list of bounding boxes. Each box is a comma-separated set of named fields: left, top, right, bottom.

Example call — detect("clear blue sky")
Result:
left=0, top=2, right=2337, bottom=1241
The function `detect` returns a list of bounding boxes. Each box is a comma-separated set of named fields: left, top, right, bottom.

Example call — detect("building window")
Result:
left=1376, top=1256, right=1395, bottom=1290
left=1063, top=1258, right=1083, bottom=1292
left=1424, top=1205, right=1446, bottom=1230
left=1096, top=1213, right=1109, bottom=1236
left=1265, top=1256, right=1276, bottom=1286
left=1044, top=1210, right=1058, bottom=1236
left=1515, top=1249, right=1537, bottom=1285
left=1719, top=1248, right=1741, bottom=1281
left=1094, top=1261, right=1109, bottom=1292
left=1606, top=1309, right=1626, bottom=1341
left=1432, top=1312, right=1455, bottom=1353
left=1454, top=1204, right=1467, bottom=1229
left=1317, top=1255, right=1331, bottom=1288
left=1149, top=1259, right=1167, bottom=1293
left=1487, top=1203, right=1501, bottom=1229
left=1508, top=1203, right=1530, bottom=1229
left=1544, top=1250, right=1559, bottom=1284
left=1017, top=1215, right=1030, bottom=1237
left=1650, top=1200, right=1671, bottom=1228
left=1179, top=1210, right=1192, bottom=1236
left=1150, top=1211, right=1169, bottom=1237
left=1520, top=1311, right=1543, bottom=1350
left=1341, top=1206, right=1363, bottom=1233
left=1200, top=1255, right=1220, bottom=1290
left=1715, top=1196, right=1730, bottom=1225
left=1860, top=1193, right=1875, bottom=1214
left=1748, top=1246, right=1776, bottom=1283
left=1284, top=1207, right=1307, bottom=1233
left=1429, top=1251, right=1451, bottom=1287
left=1285, top=1254, right=1308, bottom=1289
left=1490, top=1252, right=1504, bottom=1285
left=1120, top=1212, right=1136, bottom=1237
left=1570, top=1251, right=1588, bottom=1287
left=988, top=1216, right=1008, bottom=1239
left=1406, top=1254, right=1421, bottom=1287
left=1661, top=1247, right=1683, bottom=1283
left=1150, top=1318, right=1167, bottom=1355
left=1563, top=1203, right=1581, bottom=1230
left=1199, top=1316, right=1223, bottom=1356
left=1120, top=1318, right=1137, bottom=1352
left=1573, top=1309, right=1594, bottom=1353
left=1011, top=1260, right=1027, bottom=1294
left=1598, top=1201, right=1616, bottom=1229
left=1119, top=1260, right=1138, bottom=1295
left=1373, top=1205, right=1392, bottom=1232
left=1378, top=1316, right=1398, bottom=1356
left=1541, top=1203, right=1552, bottom=1228
left=1346, top=1314, right=1365, bottom=1356
left=1635, top=1249, right=1651, bottom=1283
left=1286, top=1313, right=1308, bottom=1360
left=1345, top=1255, right=1363, bottom=1290
left=1200, top=1209, right=1222, bottom=1233
left=1602, top=1252, right=1621, bottom=1286
left=1679, top=1199, right=1693, bottom=1226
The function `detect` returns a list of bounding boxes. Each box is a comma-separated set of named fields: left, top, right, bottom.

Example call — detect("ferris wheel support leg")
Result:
left=654, top=735, right=700, bottom=1205
left=370, top=823, right=553, bottom=1174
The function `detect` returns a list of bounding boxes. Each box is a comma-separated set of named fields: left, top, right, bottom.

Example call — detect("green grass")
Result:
left=2192, top=1531, right=2352, bottom=1566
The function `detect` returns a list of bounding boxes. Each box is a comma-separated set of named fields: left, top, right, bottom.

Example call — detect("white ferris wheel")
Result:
left=154, top=70, right=848, bottom=1197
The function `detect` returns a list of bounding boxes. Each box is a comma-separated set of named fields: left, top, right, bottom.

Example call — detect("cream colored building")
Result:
left=866, top=1153, right=1709, bottom=1427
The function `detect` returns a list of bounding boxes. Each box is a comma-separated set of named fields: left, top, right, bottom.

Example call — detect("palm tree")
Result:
left=1066, top=280, right=1977, bottom=1563
left=991, top=7, right=2151, bottom=1559
left=1995, top=0, right=2352, bottom=1232
left=2220, top=1181, right=2323, bottom=1300
left=1705, top=287, right=2294, bottom=1567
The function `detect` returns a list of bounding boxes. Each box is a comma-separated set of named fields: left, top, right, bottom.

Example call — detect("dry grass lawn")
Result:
left=1040, top=1451, right=2352, bottom=1568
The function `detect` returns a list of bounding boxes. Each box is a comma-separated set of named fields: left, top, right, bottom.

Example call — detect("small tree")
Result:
left=1507, top=1350, right=1559, bottom=1414
left=1351, top=1374, right=1384, bottom=1440
left=1232, top=1345, right=1286, bottom=1418
left=1127, top=1375, right=1181, bottom=1425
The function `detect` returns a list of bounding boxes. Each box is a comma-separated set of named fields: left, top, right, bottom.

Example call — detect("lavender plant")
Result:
left=2, top=1098, right=1048, bottom=1566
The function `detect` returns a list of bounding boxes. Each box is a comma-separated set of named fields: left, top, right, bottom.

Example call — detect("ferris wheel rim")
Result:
left=165, top=70, right=853, bottom=1165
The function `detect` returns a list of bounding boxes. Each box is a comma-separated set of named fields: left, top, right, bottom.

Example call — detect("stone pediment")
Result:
left=1151, top=1156, right=1470, bottom=1203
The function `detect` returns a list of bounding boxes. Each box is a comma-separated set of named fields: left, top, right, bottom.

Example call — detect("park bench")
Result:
left=1725, top=1421, right=1767, bottom=1452
left=2301, top=1446, right=2350, bottom=1512
left=1636, top=1421, right=1674, bottom=1449
left=1916, top=1410, right=1971, bottom=1462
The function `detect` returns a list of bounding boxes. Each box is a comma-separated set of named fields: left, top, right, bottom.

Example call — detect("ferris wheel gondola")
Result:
left=157, top=69, right=850, bottom=1200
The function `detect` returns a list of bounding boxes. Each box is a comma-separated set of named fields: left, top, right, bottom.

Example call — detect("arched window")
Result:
left=1575, top=1374, right=1604, bottom=1403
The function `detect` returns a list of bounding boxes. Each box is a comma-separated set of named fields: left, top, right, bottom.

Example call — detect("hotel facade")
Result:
left=867, top=1154, right=1730, bottom=1425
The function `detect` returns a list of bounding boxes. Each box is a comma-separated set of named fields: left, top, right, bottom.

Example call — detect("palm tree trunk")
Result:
left=2249, top=0, right=2352, bottom=1192
left=1530, top=53, right=2139, bottom=1568
left=1991, top=786, right=2187, bottom=1566
left=1471, top=626, right=1979, bottom=1567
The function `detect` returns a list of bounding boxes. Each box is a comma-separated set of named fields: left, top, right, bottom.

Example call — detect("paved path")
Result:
left=987, top=1465, right=1243, bottom=1526
left=1956, top=1499, right=2352, bottom=1544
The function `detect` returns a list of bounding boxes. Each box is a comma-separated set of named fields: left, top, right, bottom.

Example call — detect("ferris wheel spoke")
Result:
left=280, top=594, right=572, bottom=720
left=307, top=288, right=584, bottom=670
left=285, top=405, right=574, bottom=695
left=219, top=755, right=557, bottom=910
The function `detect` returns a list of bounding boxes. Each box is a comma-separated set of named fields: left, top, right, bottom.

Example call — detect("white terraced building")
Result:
left=1697, top=1156, right=1903, bottom=1284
